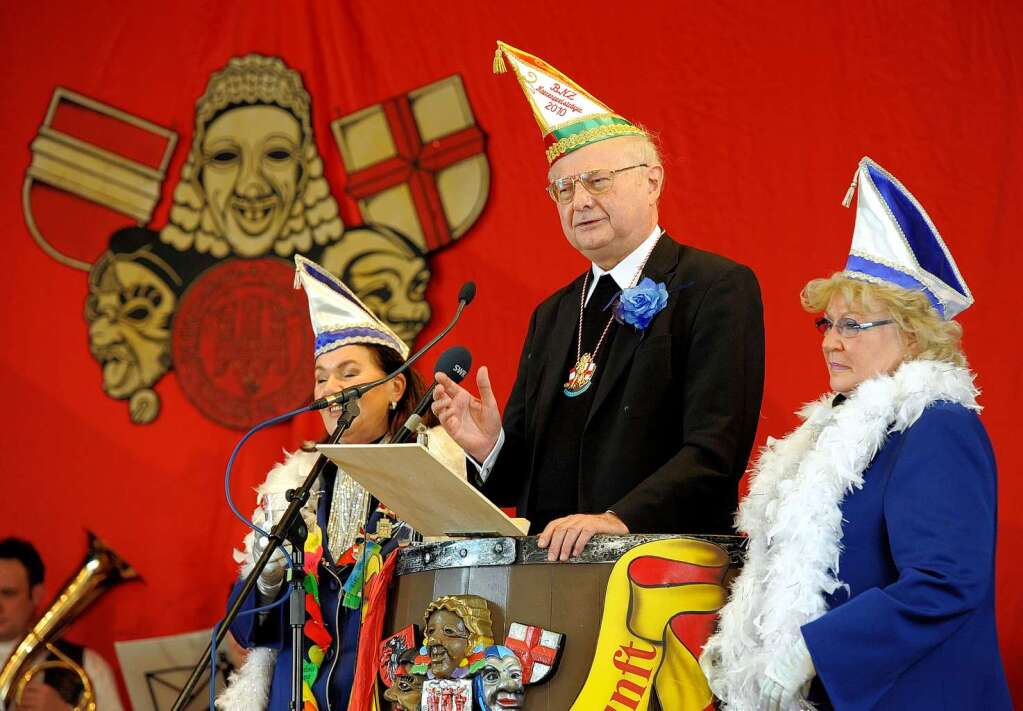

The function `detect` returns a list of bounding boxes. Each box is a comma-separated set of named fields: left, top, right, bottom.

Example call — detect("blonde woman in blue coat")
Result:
left=701, top=158, right=1012, bottom=710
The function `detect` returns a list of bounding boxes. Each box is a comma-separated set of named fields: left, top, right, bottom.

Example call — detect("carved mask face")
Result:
left=85, top=259, right=175, bottom=399
left=383, top=671, right=423, bottom=710
left=344, top=247, right=430, bottom=344
left=423, top=609, right=470, bottom=678
left=199, top=105, right=303, bottom=257
left=477, top=652, right=525, bottom=710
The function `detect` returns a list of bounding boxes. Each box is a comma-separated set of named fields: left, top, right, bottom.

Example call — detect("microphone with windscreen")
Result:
left=458, top=281, right=477, bottom=306
left=389, top=345, right=472, bottom=443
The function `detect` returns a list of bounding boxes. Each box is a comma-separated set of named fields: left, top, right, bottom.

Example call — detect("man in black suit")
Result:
left=433, top=42, right=765, bottom=561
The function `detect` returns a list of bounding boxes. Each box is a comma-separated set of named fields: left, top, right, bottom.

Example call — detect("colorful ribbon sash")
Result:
left=301, top=523, right=331, bottom=711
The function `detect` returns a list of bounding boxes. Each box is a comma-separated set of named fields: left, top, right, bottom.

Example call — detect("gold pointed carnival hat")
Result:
left=493, top=40, right=649, bottom=164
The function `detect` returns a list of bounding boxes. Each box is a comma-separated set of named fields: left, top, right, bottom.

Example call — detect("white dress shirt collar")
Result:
left=586, top=225, right=663, bottom=304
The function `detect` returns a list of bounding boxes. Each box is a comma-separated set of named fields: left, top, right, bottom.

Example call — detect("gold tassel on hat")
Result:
left=842, top=166, right=860, bottom=208
left=491, top=39, right=647, bottom=163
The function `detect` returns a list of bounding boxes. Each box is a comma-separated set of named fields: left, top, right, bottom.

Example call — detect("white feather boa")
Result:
left=216, top=647, right=276, bottom=711
left=700, top=360, right=979, bottom=711
left=233, top=449, right=322, bottom=579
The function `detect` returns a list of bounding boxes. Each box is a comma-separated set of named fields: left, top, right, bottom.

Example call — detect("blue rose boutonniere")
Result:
left=614, top=277, right=669, bottom=330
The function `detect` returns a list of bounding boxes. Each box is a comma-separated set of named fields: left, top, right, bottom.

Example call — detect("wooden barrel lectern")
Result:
left=380, top=533, right=745, bottom=710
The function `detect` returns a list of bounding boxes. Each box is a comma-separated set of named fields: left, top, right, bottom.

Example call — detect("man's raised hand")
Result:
left=431, top=366, right=502, bottom=462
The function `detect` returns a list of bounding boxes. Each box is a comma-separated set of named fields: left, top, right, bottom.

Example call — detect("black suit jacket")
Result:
left=480, top=233, right=765, bottom=534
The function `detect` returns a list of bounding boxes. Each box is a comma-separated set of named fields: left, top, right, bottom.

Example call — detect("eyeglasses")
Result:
left=546, top=163, right=649, bottom=204
left=815, top=316, right=895, bottom=338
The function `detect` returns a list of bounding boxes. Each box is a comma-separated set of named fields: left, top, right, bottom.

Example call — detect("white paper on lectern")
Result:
left=317, top=443, right=528, bottom=537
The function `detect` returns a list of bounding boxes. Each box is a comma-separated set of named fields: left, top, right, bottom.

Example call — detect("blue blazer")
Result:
left=801, top=402, right=1012, bottom=709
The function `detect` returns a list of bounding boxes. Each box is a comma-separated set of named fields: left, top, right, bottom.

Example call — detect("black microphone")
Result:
left=390, top=345, right=472, bottom=444
left=309, top=281, right=477, bottom=411
left=458, top=281, right=476, bottom=306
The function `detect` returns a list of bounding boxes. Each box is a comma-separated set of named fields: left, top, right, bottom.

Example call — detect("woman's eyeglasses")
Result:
left=815, top=316, right=894, bottom=338
left=546, top=163, right=648, bottom=204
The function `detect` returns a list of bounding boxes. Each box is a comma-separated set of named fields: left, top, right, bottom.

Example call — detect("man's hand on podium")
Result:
left=432, top=366, right=502, bottom=462
left=538, top=512, right=629, bottom=562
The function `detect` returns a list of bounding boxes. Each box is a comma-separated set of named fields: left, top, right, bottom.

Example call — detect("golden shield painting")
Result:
left=24, top=88, right=178, bottom=271
left=331, top=75, right=489, bottom=255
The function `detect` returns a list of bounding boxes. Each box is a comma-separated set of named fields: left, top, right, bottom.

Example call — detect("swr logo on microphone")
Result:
left=453, top=364, right=468, bottom=378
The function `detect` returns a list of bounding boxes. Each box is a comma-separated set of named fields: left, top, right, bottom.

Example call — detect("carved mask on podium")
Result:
left=421, top=595, right=494, bottom=679
left=474, top=646, right=525, bottom=710
left=423, top=608, right=471, bottom=679
left=382, top=648, right=423, bottom=711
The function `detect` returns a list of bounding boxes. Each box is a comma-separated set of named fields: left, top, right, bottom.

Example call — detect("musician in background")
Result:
left=0, top=538, right=123, bottom=711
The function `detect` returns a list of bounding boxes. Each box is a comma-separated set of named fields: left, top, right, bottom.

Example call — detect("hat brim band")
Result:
left=843, top=255, right=945, bottom=318
left=315, top=329, right=408, bottom=360
left=545, top=117, right=647, bottom=164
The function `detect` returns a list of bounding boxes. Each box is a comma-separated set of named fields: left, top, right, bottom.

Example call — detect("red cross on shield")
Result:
left=332, top=75, right=488, bottom=255
left=504, top=622, right=563, bottom=685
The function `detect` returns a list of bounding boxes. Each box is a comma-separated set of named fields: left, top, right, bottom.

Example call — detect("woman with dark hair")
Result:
left=219, top=255, right=464, bottom=711
left=340, top=340, right=430, bottom=445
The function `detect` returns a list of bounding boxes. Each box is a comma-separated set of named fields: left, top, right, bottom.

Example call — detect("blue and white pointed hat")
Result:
left=293, top=254, right=410, bottom=360
left=841, top=156, right=973, bottom=320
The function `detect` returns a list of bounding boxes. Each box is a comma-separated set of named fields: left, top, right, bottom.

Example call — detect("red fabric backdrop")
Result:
left=1, top=1, right=1020, bottom=705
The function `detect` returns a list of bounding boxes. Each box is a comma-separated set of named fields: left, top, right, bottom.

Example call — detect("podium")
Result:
left=318, top=443, right=744, bottom=710
left=384, top=534, right=744, bottom=711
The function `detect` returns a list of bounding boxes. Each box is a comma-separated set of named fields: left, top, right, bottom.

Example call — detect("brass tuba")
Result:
left=0, top=532, right=137, bottom=711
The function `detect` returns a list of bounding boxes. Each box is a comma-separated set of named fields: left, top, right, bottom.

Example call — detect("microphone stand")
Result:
left=171, top=399, right=361, bottom=711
